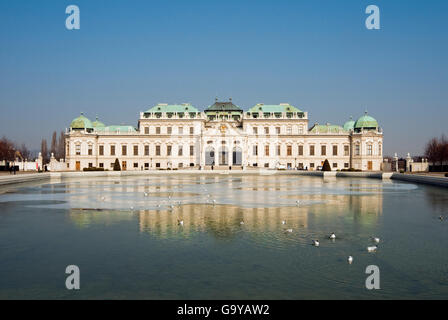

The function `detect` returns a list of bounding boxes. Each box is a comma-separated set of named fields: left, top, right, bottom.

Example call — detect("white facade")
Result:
left=65, top=102, right=384, bottom=172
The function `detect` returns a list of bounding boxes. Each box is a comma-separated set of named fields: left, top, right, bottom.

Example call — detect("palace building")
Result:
left=65, top=99, right=384, bottom=171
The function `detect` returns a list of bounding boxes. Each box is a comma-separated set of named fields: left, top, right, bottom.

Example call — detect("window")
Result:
left=99, top=145, right=104, bottom=156
left=298, top=145, right=303, bottom=156
left=167, top=145, right=172, bottom=156
left=99, top=163, right=104, bottom=168
left=298, top=125, right=304, bottom=134
left=156, top=163, right=160, bottom=168
left=144, top=127, right=149, bottom=134
left=276, top=127, right=281, bottom=134
left=133, top=163, right=138, bottom=168
left=144, top=145, right=149, bottom=156
left=253, top=145, right=258, bottom=156
left=344, top=145, right=349, bottom=156
left=333, top=163, right=338, bottom=168
left=310, top=145, right=315, bottom=156
left=190, top=145, right=194, bottom=156
left=167, top=127, right=172, bottom=135
left=355, top=144, right=360, bottom=156
left=156, top=127, right=161, bottom=134
left=133, top=145, right=138, bottom=156
left=379, top=143, right=382, bottom=156
left=88, top=145, right=93, bottom=156
left=122, top=145, right=127, bottom=156
left=321, top=145, right=326, bottom=156
left=264, top=163, right=269, bottom=168
left=178, top=127, right=183, bottom=135
left=310, top=163, right=315, bottom=168
left=333, top=145, right=338, bottom=156
left=178, top=163, right=183, bottom=168
left=264, top=127, right=269, bottom=134
left=144, top=163, right=149, bottom=169
left=189, top=127, right=194, bottom=135
left=287, top=126, right=292, bottom=134
left=344, top=163, right=349, bottom=168
left=276, top=145, right=281, bottom=156
left=367, top=144, right=373, bottom=155
left=156, top=145, right=161, bottom=156
left=75, top=144, right=81, bottom=155
left=88, top=163, right=93, bottom=168
left=178, top=146, right=183, bottom=156
left=265, top=145, right=270, bottom=156
left=287, top=145, right=292, bottom=156
left=253, top=127, right=258, bottom=135
left=110, top=145, right=115, bottom=156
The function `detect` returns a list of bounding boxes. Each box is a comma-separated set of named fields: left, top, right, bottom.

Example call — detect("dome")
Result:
left=70, top=113, right=93, bottom=129
left=343, top=117, right=355, bottom=131
left=354, top=112, right=378, bottom=129
left=92, top=116, right=105, bottom=128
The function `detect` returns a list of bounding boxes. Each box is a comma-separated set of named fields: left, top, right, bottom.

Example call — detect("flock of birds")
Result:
left=99, top=186, right=387, bottom=264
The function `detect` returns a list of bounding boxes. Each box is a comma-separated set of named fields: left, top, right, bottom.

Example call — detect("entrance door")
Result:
left=75, top=161, right=80, bottom=171
left=368, top=161, right=373, bottom=171
left=122, top=161, right=127, bottom=171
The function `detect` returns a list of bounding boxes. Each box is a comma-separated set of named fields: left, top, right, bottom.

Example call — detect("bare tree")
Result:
left=425, top=135, right=448, bottom=171
left=0, top=137, right=16, bottom=161
left=18, top=143, right=30, bottom=160
left=50, top=131, right=57, bottom=158
left=41, top=139, right=49, bottom=164
left=57, top=131, right=66, bottom=160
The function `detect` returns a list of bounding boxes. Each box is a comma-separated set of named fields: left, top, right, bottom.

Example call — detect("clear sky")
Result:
left=0, top=0, right=447, bottom=156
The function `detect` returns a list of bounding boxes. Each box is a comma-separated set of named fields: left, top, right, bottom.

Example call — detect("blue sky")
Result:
left=0, top=0, right=447, bottom=156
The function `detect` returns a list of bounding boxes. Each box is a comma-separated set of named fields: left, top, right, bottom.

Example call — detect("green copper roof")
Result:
left=92, top=117, right=105, bottom=128
left=309, top=123, right=346, bottom=134
left=354, top=113, right=378, bottom=129
left=343, top=117, right=355, bottom=131
left=95, top=125, right=137, bottom=133
left=145, top=103, right=199, bottom=113
left=247, top=103, right=302, bottom=113
left=70, top=113, right=93, bottom=129
left=205, top=100, right=243, bottom=113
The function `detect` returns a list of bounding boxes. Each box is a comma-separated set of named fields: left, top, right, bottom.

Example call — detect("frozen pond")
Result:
left=0, top=174, right=447, bottom=299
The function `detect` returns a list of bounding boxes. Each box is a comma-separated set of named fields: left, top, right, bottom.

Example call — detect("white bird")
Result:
left=101, top=196, right=106, bottom=201
left=130, top=206, right=134, bottom=211
left=144, top=192, right=149, bottom=197
left=313, top=240, right=320, bottom=247
left=281, top=220, right=286, bottom=225
left=285, top=229, right=293, bottom=233
left=212, top=200, right=216, bottom=205
left=329, top=233, right=336, bottom=240
left=178, top=220, right=184, bottom=226
left=367, top=246, right=378, bottom=252
left=348, top=256, right=353, bottom=264
left=240, top=221, right=245, bottom=225
left=296, top=200, right=300, bottom=206
left=372, top=237, right=380, bottom=244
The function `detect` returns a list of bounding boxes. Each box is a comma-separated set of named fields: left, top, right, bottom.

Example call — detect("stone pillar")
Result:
left=406, top=153, right=412, bottom=172
left=394, top=153, right=399, bottom=172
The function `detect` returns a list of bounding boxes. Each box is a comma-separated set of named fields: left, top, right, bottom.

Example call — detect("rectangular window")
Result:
left=99, top=145, right=104, bottom=156
left=321, top=145, right=326, bottom=156
left=379, top=144, right=382, bottom=156
left=144, top=163, right=149, bottom=169
left=298, top=145, right=303, bottom=156
left=99, top=163, right=104, bottom=168
left=156, top=127, right=161, bottom=134
left=367, top=145, right=373, bottom=155
left=189, top=127, right=194, bottom=135
left=88, top=163, right=93, bottom=168
left=298, top=126, right=304, bottom=134
left=310, top=163, right=315, bottom=168
left=178, top=146, right=183, bottom=156
left=167, top=127, right=172, bottom=135
left=110, top=145, right=115, bottom=156
left=178, top=127, right=183, bottom=135
left=66, top=144, right=70, bottom=156
left=333, top=145, right=338, bottom=156
left=310, top=145, right=315, bottom=156
left=122, top=145, right=127, bottom=156
left=344, top=145, right=349, bottom=156
left=344, top=163, right=349, bottom=168
left=287, top=127, right=292, bottom=134
left=333, top=163, right=338, bottom=168
left=156, top=145, right=161, bottom=156
left=355, top=145, right=360, bottom=156
left=133, top=145, right=138, bottom=156
left=88, top=145, right=93, bottom=156
left=190, top=145, right=194, bottom=156
left=133, top=163, right=138, bottom=168
left=144, top=127, right=149, bottom=134
left=253, top=127, right=258, bottom=135
left=276, top=127, right=281, bottom=134
left=253, top=145, right=258, bottom=156
left=144, top=145, right=149, bottom=156
left=287, top=145, right=292, bottom=156
left=265, top=145, right=269, bottom=156
left=277, top=145, right=281, bottom=156
left=75, top=144, right=81, bottom=155
left=264, top=163, right=269, bottom=168
left=167, top=145, right=172, bottom=156
left=264, top=127, right=269, bottom=134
